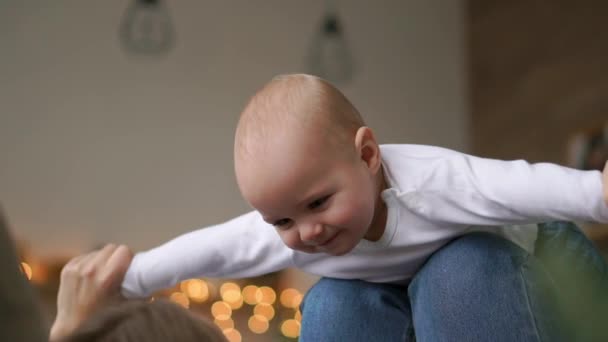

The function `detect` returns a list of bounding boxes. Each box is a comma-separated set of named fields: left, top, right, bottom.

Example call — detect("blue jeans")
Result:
left=299, top=222, right=608, bottom=341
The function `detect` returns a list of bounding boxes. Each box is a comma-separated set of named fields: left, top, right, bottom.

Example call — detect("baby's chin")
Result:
left=320, top=243, right=356, bottom=256
left=291, top=244, right=355, bottom=256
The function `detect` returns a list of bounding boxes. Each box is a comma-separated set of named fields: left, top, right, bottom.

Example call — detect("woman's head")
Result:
left=60, top=299, right=227, bottom=342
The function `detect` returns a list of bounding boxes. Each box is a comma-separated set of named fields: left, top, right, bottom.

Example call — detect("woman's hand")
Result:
left=49, top=244, right=133, bottom=341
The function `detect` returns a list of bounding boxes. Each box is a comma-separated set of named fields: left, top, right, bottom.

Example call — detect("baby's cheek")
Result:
left=333, top=198, right=371, bottom=227
left=279, top=231, right=301, bottom=250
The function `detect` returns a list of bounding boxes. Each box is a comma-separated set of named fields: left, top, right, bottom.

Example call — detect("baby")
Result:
left=121, top=74, right=608, bottom=299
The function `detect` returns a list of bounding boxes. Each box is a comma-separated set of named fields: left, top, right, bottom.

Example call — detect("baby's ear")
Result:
left=354, top=127, right=381, bottom=174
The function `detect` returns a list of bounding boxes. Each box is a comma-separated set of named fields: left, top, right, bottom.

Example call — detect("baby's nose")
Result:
left=300, top=223, right=324, bottom=246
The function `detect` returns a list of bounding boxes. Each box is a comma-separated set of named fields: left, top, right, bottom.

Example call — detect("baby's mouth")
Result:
left=319, top=232, right=340, bottom=247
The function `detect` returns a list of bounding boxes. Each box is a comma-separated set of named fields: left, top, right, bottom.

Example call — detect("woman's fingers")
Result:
left=80, top=244, right=118, bottom=279
left=51, top=243, right=134, bottom=341
left=97, top=245, right=133, bottom=292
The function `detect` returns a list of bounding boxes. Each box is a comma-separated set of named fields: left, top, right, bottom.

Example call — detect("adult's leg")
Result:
left=409, top=232, right=566, bottom=342
left=535, top=221, right=608, bottom=341
left=299, top=278, right=414, bottom=342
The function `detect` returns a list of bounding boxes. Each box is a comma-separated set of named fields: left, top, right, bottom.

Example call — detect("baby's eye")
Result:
left=308, top=195, right=331, bottom=210
left=273, top=218, right=292, bottom=229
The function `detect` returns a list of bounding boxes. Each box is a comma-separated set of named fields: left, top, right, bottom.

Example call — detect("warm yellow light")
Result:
left=20, top=262, right=32, bottom=280
left=222, top=328, right=242, bottom=342
left=169, top=292, right=190, bottom=309
left=253, top=303, right=275, bottom=320
left=281, top=319, right=301, bottom=338
left=258, top=286, right=276, bottom=305
left=242, top=285, right=259, bottom=305
left=248, top=314, right=270, bottom=334
left=185, top=279, right=209, bottom=303
left=292, top=293, right=303, bottom=308
left=295, top=310, right=302, bottom=322
left=20, top=260, right=48, bottom=284
left=214, top=318, right=234, bottom=330
left=225, top=292, right=244, bottom=310
left=220, top=282, right=241, bottom=296
left=280, top=288, right=303, bottom=308
left=221, top=285, right=243, bottom=309
left=179, top=280, right=190, bottom=293
left=211, top=301, right=232, bottom=320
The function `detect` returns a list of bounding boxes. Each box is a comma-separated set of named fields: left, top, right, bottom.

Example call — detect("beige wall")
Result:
left=0, top=0, right=468, bottom=256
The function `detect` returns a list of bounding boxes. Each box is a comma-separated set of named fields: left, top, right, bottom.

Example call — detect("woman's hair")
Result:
left=60, top=299, right=227, bottom=342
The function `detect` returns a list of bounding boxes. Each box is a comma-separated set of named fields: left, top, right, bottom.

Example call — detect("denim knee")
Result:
left=408, top=232, right=565, bottom=342
left=411, top=232, right=529, bottom=296
left=300, top=278, right=413, bottom=341
left=301, top=278, right=408, bottom=315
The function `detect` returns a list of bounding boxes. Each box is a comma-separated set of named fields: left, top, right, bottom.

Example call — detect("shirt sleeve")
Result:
left=413, top=152, right=608, bottom=225
left=121, top=210, right=295, bottom=298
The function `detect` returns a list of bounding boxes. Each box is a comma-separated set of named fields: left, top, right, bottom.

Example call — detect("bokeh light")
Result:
left=214, top=318, right=234, bottom=331
left=242, top=285, right=259, bottom=305
left=20, top=262, right=32, bottom=280
left=184, top=279, right=209, bottom=303
left=220, top=282, right=240, bottom=296
left=211, top=301, right=233, bottom=320
left=169, top=292, right=190, bottom=308
left=222, top=328, right=242, bottom=342
left=248, top=314, right=270, bottom=334
left=221, top=282, right=243, bottom=309
left=258, top=286, right=276, bottom=305
left=254, top=303, right=275, bottom=320
left=281, top=319, right=301, bottom=338
left=280, top=288, right=303, bottom=309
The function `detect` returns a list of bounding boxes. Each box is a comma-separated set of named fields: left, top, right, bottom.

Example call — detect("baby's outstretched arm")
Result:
left=121, top=211, right=294, bottom=299
left=408, top=150, right=608, bottom=225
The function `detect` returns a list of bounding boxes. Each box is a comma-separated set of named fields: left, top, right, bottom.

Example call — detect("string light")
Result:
left=211, top=301, right=232, bottom=320
left=20, top=262, right=32, bottom=280
left=222, top=328, right=242, bottom=342
left=280, top=288, right=303, bottom=309
left=226, top=294, right=243, bottom=310
left=258, top=286, right=276, bottom=305
left=248, top=314, right=270, bottom=334
left=220, top=282, right=241, bottom=295
left=214, top=318, right=234, bottom=331
left=15, top=251, right=313, bottom=339
left=169, top=292, right=190, bottom=309
left=182, top=279, right=209, bottom=303
left=242, top=285, right=260, bottom=305
left=253, top=303, right=275, bottom=321
left=281, top=319, right=301, bottom=338
left=220, top=282, right=243, bottom=309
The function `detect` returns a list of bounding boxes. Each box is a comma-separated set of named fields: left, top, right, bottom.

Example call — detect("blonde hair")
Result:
left=234, top=74, right=365, bottom=161
left=60, top=299, right=227, bottom=342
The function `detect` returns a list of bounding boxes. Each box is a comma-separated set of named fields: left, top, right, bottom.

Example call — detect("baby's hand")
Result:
left=49, top=244, right=133, bottom=341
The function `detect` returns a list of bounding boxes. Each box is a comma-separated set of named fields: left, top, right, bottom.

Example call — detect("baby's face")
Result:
left=236, top=131, right=378, bottom=256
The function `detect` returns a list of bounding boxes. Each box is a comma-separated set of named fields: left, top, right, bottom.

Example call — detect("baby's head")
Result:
left=234, top=74, right=387, bottom=256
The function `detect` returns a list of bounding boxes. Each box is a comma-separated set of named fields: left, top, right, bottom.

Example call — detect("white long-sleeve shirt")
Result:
left=122, top=144, right=608, bottom=298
